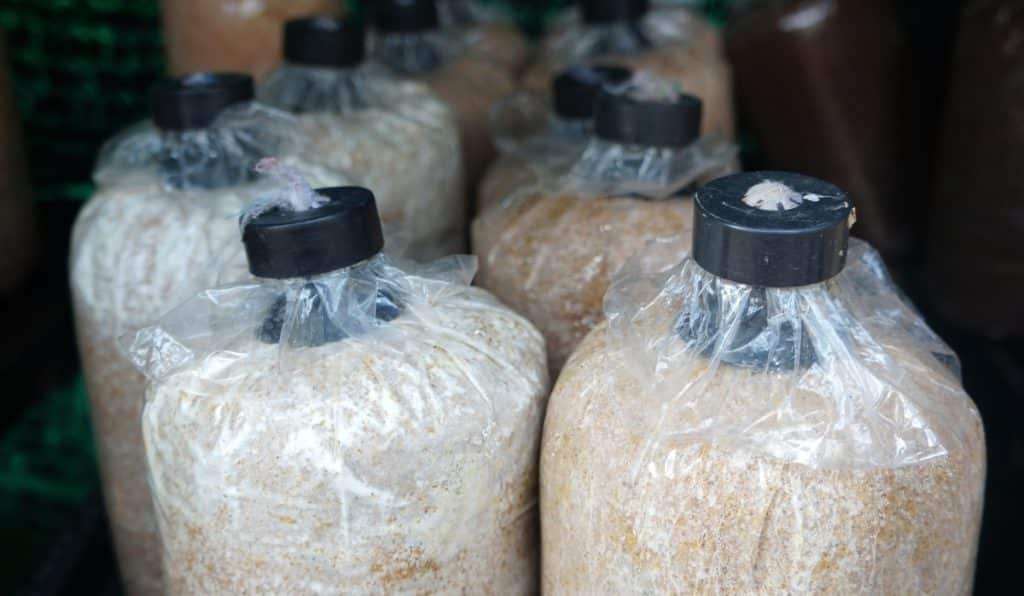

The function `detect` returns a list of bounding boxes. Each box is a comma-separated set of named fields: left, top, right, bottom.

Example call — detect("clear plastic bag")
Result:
left=479, top=64, right=632, bottom=213
left=479, top=91, right=584, bottom=213
left=70, top=77, right=348, bottom=596
left=436, top=0, right=531, bottom=73
left=126, top=185, right=549, bottom=594
left=522, top=0, right=734, bottom=139
left=370, top=0, right=517, bottom=188
left=160, top=0, right=344, bottom=80
left=259, top=18, right=466, bottom=260
left=473, top=80, right=736, bottom=372
left=540, top=173, right=985, bottom=594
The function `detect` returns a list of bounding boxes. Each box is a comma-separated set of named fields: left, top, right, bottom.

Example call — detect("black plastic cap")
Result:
left=553, top=65, right=633, bottom=120
left=371, top=0, right=439, bottom=33
left=581, top=0, right=649, bottom=24
left=284, top=16, right=365, bottom=67
left=151, top=72, right=254, bottom=131
left=693, top=171, right=853, bottom=287
left=243, top=186, right=385, bottom=279
left=594, top=88, right=702, bottom=147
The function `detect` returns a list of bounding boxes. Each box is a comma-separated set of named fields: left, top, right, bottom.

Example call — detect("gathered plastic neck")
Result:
left=374, top=31, right=448, bottom=75
left=584, top=21, right=653, bottom=55
left=266, top=64, right=372, bottom=114
left=674, top=267, right=827, bottom=371
left=568, top=136, right=703, bottom=199
left=157, top=123, right=263, bottom=190
left=437, top=0, right=478, bottom=25
left=258, top=260, right=402, bottom=348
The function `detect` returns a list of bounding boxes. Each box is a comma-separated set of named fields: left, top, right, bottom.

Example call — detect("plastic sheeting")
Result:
left=260, top=62, right=465, bottom=260
left=127, top=250, right=550, bottom=593
left=70, top=103, right=347, bottom=596
left=541, top=237, right=986, bottom=593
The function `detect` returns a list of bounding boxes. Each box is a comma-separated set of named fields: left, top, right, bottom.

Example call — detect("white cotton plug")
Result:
left=239, top=157, right=329, bottom=230
left=741, top=180, right=822, bottom=212
left=625, top=71, right=682, bottom=103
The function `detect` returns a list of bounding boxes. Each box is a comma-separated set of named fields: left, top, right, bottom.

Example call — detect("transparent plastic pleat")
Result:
left=126, top=254, right=550, bottom=594
left=70, top=103, right=348, bottom=595
left=540, top=237, right=985, bottom=593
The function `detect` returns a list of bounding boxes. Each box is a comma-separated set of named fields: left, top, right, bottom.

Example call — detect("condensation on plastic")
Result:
left=370, top=26, right=516, bottom=189
left=70, top=103, right=348, bottom=596
left=160, top=0, right=344, bottom=80
left=522, top=2, right=734, bottom=139
left=436, top=0, right=531, bottom=73
left=125, top=253, right=550, bottom=594
left=472, top=88, right=736, bottom=372
left=478, top=90, right=591, bottom=213
left=540, top=237, right=986, bottom=593
left=259, top=62, right=466, bottom=260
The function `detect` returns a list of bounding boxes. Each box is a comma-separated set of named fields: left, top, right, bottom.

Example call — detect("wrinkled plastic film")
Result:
left=523, top=3, right=734, bottom=138
left=371, top=27, right=464, bottom=77
left=127, top=254, right=477, bottom=382
left=545, top=1, right=724, bottom=59
left=436, top=0, right=530, bottom=73
left=127, top=254, right=550, bottom=593
left=538, top=238, right=985, bottom=593
left=473, top=117, right=737, bottom=372
left=567, top=135, right=736, bottom=199
left=479, top=91, right=591, bottom=212
left=604, top=238, right=975, bottom=468
left=70, top=105, right=348, bottom=596
left=259, top=64, right=466, bottom=259
left=371, top=27, right=516, bottom=188
left=95, top=103, right=301, bottom=191
left=488, top=91, right=572, bottom=159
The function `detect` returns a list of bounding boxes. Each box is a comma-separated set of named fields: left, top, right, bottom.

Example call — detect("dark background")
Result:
left=0, top=1, right=1018, bottom=594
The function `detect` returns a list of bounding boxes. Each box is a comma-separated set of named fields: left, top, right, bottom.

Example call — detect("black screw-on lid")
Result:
left=581, top=0, right=649, bottom=24
left=593, top=88, right=702, bottom=147
left=284, top=16, right=365, bottom=67
left=371, top=0, right=439, bottom=33
left=552, top=65, right=633, bottom=120
left=693, top=171, right=853, bottom=287
left=243, top=186, right=385, bottom=279
left=151, top=72, right=254, bottom=131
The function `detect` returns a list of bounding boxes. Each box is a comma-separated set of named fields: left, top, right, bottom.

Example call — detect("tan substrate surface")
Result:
left=521, top=45, right=735, bottom=141
left=473, top=191, right=693, bottom=372
left=541, top=322, right=985, bottom=595
left=144, top=286, right=549, bottom=594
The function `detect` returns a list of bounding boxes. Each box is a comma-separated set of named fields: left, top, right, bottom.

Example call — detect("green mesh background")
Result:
left=0, top=376, right=97, bottom=594
left=0, top=1, right=736, bottom=591
left=0, top=0, right=165, bottom=202
left=0, top=1, right=734, bottom=203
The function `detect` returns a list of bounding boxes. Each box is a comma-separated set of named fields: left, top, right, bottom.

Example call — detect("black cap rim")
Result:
left=692, top=171, right=853, bottom=287
left=243, top=186, right=384, bottom=279
left=284, top=16, right=366, bottom=67
left=581, top=0, right=650, bottom=24
left=593, top=88, right=703, bottom=148
left=552, top=65, right=633, bottom=120
left=371, top=0, right=439, bottom=33
left=150, top=72, right=254, bottom=131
